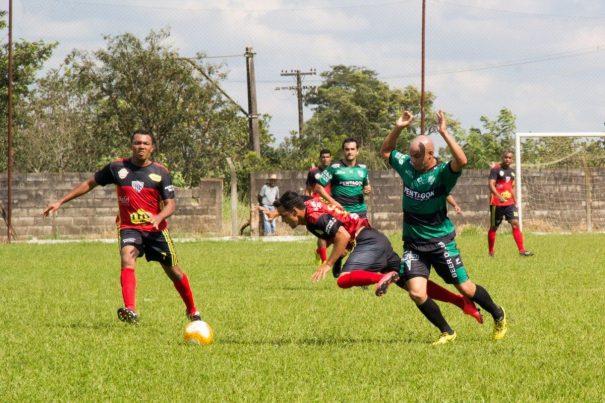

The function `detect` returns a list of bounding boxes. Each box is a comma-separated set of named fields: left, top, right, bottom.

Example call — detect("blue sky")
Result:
left=13, top=0, right=605, bottom=145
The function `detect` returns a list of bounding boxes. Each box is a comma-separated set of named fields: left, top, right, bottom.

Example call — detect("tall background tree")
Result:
left=0, top=10, right=56, bottom=171
left=16, top=28, right=272, bottom=188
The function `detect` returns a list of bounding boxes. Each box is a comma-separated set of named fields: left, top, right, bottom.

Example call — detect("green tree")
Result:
left=0, top=11, right=56, bottom=171
left=282, top=65, right=457, bottom=170
left=451, top=108, right=516, bottom=168
left=19, top=28, right=271, bottom=188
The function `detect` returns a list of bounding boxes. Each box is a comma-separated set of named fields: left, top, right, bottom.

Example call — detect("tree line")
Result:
left=3, top=17, right=600, bottom=197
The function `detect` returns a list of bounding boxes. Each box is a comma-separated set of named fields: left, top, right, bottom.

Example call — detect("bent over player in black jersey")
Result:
left=43, top=129, right=203, bottom=325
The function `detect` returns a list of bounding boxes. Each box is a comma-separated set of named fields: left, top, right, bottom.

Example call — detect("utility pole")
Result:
left=276, top=69, right=316, bottom=137
left=6, top=0, right=14, bottom=243
left=245, top=47, right=261, bottom=155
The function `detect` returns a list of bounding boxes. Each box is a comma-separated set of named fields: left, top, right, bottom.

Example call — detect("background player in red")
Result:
left=304, top=148, right=332, bottom=264
left=262, top=191, right=483, bottom=323
left=42, top=129, right=202, bottom=324
left=488, top=150, right=533, bottom=257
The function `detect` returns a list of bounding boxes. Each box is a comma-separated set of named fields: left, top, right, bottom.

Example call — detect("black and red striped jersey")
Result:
left=304, top=198, right=369, bottom=247
left=489, top=164, right=516, bottom=206
left=94, top=158, right=175, bottom=232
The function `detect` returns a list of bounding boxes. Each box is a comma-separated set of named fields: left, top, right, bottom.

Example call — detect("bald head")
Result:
left=409, top=135, right=436, bottom=171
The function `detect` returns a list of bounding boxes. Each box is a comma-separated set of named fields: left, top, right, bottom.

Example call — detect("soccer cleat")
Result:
left=375, top=271, right=400, bottom=297
left=462, top=296, right=484, bottom=324
left=493, top=307, right=508, bottom=340
left=117, top=307, right=139, bottom=324
left=432, top=331, right=457, bottom=345
left=187, top=311, right=202, bottom=322
left=520, top=250, right=534, bottom=257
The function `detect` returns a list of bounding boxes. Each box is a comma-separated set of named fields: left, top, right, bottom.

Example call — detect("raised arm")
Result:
left=380, top=111, right=414, bottom=160
left=436, top=110, right=467, bottom=172
left=42, top=177, right=98, bottom=216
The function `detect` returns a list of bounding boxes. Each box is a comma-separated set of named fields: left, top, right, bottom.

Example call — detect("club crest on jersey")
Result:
left=118, top=168, right=129, bottom=179
left=149, top=173, right=162, bottom=182
left=357, top=171, right=364, bottom=177
left=131, top=180, right=144, bottom=193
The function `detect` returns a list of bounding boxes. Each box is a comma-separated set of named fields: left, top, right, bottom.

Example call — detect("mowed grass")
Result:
left=1, top=232, right=605, bottom=402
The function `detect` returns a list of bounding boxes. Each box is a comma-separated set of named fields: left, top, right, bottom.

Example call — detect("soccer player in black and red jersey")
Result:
left=42, top=129, right=202, bottom=324
left=488, top=150, right=533, bottom=257
left=262, top=191, right=484, bottom=323
left=304, top=149, right=332, bottom=265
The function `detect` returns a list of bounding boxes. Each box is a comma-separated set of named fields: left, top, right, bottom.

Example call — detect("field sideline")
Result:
left=1, top=232, right=604, bottom=401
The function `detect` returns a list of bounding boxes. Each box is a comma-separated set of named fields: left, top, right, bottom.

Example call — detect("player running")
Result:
left=381, top=110, right=507, bottom=344
left=42, top=129, right=202, bottom=325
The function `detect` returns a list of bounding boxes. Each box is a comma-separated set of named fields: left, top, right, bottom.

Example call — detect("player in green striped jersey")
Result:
left=314, top=137, right=371, bottom=217
left=381, top=110, right=507, bottom=344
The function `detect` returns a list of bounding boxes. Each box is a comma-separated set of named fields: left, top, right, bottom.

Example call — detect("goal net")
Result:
left=515, top=132, right=605, bottom=233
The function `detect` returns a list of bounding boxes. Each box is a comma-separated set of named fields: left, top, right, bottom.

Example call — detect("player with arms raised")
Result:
left=381, top=110, right=507, bottom=344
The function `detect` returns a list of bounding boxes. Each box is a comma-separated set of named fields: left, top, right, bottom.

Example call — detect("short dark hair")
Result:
left=319, top=148, right=331, bottom=157
left=131, top=129, right=156, bottom=145
left=501, top=149, right=514, bottom=157
left=342, top=137, right=359, bottom=149
left=274, top=191, right=305, bottom=211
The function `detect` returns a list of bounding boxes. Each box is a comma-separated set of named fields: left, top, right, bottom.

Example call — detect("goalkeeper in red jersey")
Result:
left=488, top=150, right=533, bottom=257
left=260, top=191, right=483, bottom=323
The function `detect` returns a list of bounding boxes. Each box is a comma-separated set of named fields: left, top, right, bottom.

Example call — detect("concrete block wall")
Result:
left=252, top=167, right=605, bottom=234
left=0, top=173, right=222, bottom=241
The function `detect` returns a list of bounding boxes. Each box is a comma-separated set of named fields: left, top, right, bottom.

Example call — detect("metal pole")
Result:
left=245, top=47, right=261, bottom=155
left=7, top=0, right=14, bottom=243
left=420, top=0, right=426, bottom=136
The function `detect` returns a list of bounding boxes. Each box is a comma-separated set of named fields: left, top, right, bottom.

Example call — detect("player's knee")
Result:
left=336, top=273, right=352, bottom=289
left=407, top=288, right=427, bottom=303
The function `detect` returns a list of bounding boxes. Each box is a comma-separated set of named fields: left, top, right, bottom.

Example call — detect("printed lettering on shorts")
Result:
left=438, top=241, right=461, bottom=279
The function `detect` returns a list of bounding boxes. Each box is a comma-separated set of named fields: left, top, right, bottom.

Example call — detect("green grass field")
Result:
left=1, top=232, right=604, bottom=402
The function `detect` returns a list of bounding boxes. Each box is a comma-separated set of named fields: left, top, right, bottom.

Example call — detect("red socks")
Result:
left=337, top=271, right=383, bottom=288
left=512, top=227, right=526, bottom=253
left=316, top=247, right=328, bottom=263
left=488, top=228, right=497, bottom=255
left=426, top=280, right=462, bottom=307
left=173, top=274, right=197, bottom=316
left=120, top=267, right=136, bottom=311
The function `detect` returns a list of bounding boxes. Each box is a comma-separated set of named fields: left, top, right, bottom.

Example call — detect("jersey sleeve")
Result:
left=318, top=166, right=333, bottom=186
left=94, top=163, right=115, bottom=186
left=488, top=167, right=499, bottom=180
left=441, top=161, right=462, bottom=193
left=159, top=168, right=175, bottom=200
left=314, top=213, right=343, bottom=238
left=388, top=150, right=409, bottom=178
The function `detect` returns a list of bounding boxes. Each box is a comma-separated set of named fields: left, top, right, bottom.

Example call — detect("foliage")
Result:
left=445, top=108, right=516, bottom=168
left=14, top=28, right=272, bottom=189
left=279, top=65, right=464, bottom=170
left=1, top=233, right=605, bottom=401
left=0, top=11, right=57, bottom=171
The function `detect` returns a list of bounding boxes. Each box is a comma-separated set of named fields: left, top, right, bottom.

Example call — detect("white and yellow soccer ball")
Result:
left=183, top=320, right=214, bottom=345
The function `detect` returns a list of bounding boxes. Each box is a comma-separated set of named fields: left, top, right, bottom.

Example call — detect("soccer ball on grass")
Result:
left=183, top=320, right=214, bottom=345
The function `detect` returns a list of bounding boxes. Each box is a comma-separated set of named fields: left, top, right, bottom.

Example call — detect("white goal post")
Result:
left=515, top=132, right=605, bottom=232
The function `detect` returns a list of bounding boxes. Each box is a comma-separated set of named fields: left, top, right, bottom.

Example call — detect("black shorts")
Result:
left=119, top=228, right=179, bottom=266
left=342, top=228, right=400, bottom=273
left=401, top=241, right=469, bottom=285
left=490, top=204, right=519, bottom=227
